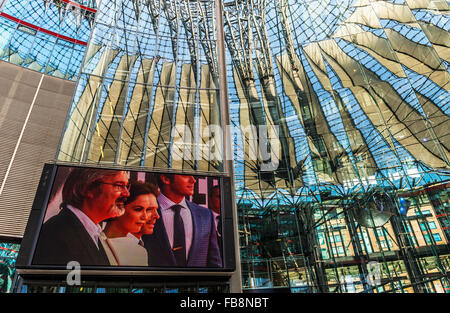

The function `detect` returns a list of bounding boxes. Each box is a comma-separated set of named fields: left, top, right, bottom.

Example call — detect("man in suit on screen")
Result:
left=208, top=185, right=223, bottom=259
left=142, top=174, right=222, bottom=268
left=33, top=168, right=130, bottom=266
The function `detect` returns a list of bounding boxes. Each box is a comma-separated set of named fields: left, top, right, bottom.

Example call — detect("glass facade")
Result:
left=56, top=0, right=224, bottom=172
left=0, top=0, right=95, bottom=79
left=0, top=243, right=20, bottom=293
left=0, top=0, right=449, bottom=293
left=226, top=0, right=450, bottom=293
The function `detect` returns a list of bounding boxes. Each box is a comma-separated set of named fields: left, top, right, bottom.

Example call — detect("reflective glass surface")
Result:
left=0, top=242, right=19, bottom=293
left=225, top=0, right=450, bottom=292
left=57, top=0, right=223, bottom=172
left=50, top=0, right=450, bottom=293
left=0, top=0, right=95, bottom=80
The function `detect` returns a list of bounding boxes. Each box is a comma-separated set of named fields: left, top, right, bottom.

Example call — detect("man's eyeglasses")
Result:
left=99, top=182, right=131, bottom=192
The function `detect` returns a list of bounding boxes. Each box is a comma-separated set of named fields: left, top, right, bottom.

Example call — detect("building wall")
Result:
left=0, top=60, right=75, bottom=237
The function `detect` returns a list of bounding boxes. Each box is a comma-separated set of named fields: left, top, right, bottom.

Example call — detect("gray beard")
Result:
left=109, top=202, right=125, bottom=218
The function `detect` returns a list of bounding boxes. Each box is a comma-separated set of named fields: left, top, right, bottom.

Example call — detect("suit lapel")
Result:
left=186, top=201, right=197, bottom=266
left=61, top=207, right=109, bottom=265
left=96, top=238, right=109, bottom=265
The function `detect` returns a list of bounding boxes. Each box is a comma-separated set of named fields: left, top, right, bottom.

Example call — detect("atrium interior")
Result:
left=0, top=0, right=449, bottom=293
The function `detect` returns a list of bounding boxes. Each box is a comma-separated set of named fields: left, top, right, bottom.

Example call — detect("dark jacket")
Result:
left=33, top=207, right=109, bottom=266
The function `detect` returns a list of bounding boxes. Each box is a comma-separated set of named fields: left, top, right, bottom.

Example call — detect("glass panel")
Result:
left=230, top=0, right=450, bottom=293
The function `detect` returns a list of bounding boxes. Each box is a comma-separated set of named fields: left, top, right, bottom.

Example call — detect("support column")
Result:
left=215, top=0, right=242, bottom=293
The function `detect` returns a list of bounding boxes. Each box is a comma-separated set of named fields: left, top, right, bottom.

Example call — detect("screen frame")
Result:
left=16, top=163, right=236, bottom=277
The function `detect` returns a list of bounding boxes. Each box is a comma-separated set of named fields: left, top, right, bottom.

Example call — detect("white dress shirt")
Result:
left=67, top=205, right=102, bottom=249
left=127, top=233, right=139, bottom=242
left=157, top=193, right=193, bottom=259
left=127, top=233, right=144, bottom=247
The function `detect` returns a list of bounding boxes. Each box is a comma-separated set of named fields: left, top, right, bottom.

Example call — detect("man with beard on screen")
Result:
left=33, top=168, right=130, bottom=266
left=142, top=174, right=222, bottom=268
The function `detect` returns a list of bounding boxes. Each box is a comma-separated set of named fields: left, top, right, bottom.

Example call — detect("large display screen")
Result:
left=22, top=165, right=228, bottom=270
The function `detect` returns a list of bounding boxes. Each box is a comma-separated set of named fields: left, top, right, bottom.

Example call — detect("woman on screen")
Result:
left=102, top=181, right=160, bottom=266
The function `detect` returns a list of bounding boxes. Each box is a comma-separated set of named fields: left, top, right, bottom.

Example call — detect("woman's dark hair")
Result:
left=124, top=181, right=160, bottom=205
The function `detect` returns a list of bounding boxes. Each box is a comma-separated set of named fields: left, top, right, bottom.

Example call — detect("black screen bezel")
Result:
left=16, top=163, right=236, bottom=276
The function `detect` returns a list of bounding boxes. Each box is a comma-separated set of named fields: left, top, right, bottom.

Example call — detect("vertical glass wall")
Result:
left=13, top=0, right=449, bottom=293
left=224, top=0, right=450, bottom=292
left=0, top=0, right=95, bottom=80
left=0, top=242, right=20, bottom=293
left=57, top=0, right=224, bottom=173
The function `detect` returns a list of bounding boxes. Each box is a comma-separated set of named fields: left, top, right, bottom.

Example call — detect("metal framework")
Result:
left=225, top=0, right=450, bottom=293
left=0, top=0, right=449, bottom=293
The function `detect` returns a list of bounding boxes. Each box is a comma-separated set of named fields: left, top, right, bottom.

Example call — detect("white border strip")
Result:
left=0, top=73, right=45, bottom=196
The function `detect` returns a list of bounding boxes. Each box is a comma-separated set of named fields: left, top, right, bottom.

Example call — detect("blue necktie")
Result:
left=172, top=205, right=186, bottom=266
